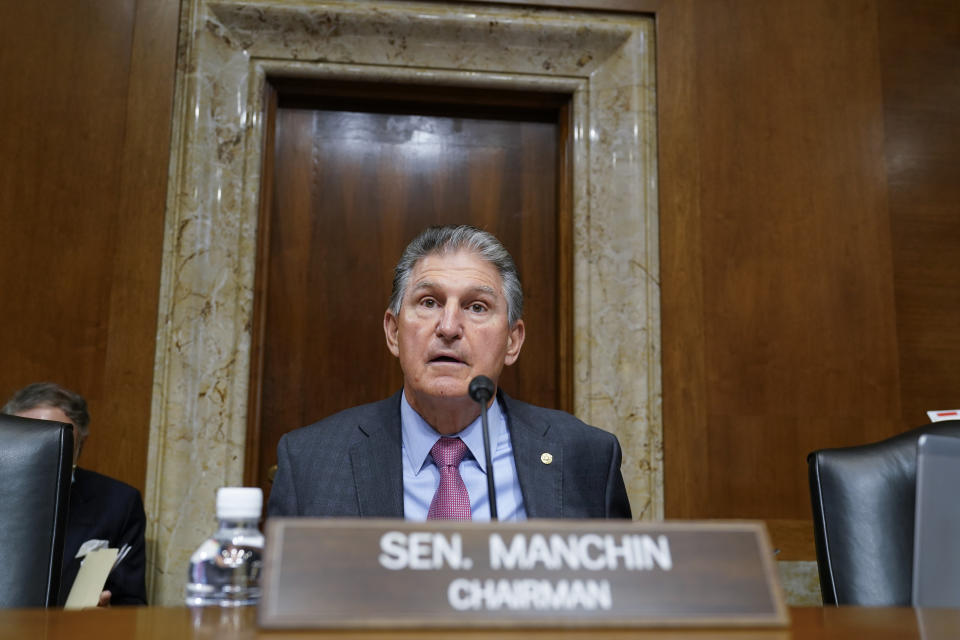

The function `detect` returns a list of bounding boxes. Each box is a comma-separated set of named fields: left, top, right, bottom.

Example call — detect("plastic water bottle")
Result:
left=185, top=487, right=264, bottom=607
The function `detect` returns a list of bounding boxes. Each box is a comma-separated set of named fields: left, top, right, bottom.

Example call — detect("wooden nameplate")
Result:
left=259, top=518, right=789, bottom=629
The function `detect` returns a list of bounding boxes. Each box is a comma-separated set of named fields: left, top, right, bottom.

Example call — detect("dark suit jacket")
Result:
left=59, top=468, right=147, bottom=606
left=268, top=390, right=631, bottom=519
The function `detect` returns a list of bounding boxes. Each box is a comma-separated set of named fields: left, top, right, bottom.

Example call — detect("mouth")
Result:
left=429, top=354, right=465, bottom=365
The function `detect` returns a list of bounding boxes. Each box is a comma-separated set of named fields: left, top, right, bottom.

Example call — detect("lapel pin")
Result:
left=540, top=452, right=553, bottom=465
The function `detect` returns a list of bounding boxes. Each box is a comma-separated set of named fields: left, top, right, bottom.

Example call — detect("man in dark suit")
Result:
left=268, top=225, right=631, bottom=520
left=57, top=466, right=147, bottom=605
left=2, top=383, right=147, bottom=606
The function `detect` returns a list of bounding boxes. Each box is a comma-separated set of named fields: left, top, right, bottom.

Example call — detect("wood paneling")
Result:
left=660, top=0, right=904, bottom=559
left=878, top=0, right=960, bottom=428
left=0, top=0, right=177, bottom=492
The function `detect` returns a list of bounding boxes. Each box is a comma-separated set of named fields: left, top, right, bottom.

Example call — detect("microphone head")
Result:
left=468, top=375, right=495, bottom=403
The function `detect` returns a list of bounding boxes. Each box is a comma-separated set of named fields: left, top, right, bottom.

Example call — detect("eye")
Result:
left=468, top=302, right=488, bottom=313
left=419, top=297, right=438, bottom=309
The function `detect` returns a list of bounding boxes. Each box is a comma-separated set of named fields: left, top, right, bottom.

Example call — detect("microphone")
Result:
left=468, top=375, right=495, bottom=404
left=469, top=375, right=498, bottom=520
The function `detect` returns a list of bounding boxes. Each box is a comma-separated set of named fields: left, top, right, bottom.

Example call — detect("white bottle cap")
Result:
left=216, top=487, right=263, bottom=519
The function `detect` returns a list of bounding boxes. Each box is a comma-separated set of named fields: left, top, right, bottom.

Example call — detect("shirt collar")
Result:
left=400, top=389, right=505, bottom=475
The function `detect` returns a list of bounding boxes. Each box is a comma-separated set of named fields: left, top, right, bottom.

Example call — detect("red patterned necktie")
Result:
left=427, top=437, right=472, bottom=520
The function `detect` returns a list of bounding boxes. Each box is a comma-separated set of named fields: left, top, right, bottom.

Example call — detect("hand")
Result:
left=97, top=590, right=112, bottom=607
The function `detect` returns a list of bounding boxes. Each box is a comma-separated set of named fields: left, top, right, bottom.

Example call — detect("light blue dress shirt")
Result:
left=401, top=390, right=527, bottom=521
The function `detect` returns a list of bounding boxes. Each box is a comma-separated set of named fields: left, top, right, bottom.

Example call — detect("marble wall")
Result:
left=147, top=0, right=659, bottom=605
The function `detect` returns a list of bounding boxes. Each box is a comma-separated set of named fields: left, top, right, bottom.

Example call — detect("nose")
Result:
left=436, top=302, right=463, bottom=339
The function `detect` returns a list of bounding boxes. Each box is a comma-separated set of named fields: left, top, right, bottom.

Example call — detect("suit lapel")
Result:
left=59, top=470, right=97, bottom=604
left=503, top=394, right=563, bottom=518
left=64, top=470, right=97, bottom=555
left=350, top=394, right=404, bottom=517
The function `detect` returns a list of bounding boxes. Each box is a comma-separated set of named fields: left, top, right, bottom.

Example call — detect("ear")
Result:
left=504, top=319, right=525, bottom=366
left=384, top=309, right=400, bottom=357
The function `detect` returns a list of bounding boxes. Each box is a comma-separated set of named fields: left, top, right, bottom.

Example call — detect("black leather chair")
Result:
left=807, top=420, right=960, bottom=606
left=0, top=414, right=73, bottom=608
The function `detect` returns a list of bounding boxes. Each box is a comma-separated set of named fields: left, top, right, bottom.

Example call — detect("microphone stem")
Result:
left=479, top=398, right=498, bottom=521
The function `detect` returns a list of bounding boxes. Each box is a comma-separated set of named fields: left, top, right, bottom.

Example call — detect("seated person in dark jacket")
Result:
left=2, top=382, right=147, bottom=606
left=268, top=224, right=632, bottom=520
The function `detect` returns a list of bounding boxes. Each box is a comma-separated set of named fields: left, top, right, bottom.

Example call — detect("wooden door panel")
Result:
left=248, top=92, right=565, bottom=499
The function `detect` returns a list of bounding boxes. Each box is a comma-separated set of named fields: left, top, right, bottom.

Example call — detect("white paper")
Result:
left=75, top=538, right=109, bottom=558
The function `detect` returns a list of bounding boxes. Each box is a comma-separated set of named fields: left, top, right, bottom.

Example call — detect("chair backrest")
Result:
left=912, top=433, right=960, bottom=607
left=807, top=420, right=960, bottom=606
left=0, top=414, right=73, bottom=608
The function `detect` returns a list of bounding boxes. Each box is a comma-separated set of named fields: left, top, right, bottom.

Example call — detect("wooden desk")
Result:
left=0, top=607, right=957, bottom=639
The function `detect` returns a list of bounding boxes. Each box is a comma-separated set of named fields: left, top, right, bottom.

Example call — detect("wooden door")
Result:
left=246, top=81, right=572, bottom=500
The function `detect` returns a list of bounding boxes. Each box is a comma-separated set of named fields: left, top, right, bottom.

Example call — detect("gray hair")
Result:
left=389, top=225, right=524, bottom=326
left=1, top=382, right=90, bottom=441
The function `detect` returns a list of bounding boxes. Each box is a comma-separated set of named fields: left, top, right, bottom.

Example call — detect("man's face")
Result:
left=384, top=249, right=525, bottom=407
left=16, top=406, right=82, bottom=467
